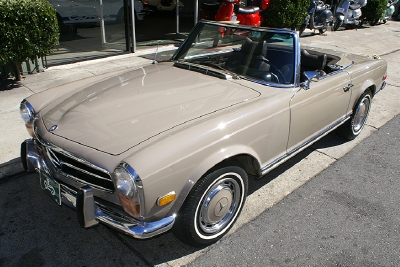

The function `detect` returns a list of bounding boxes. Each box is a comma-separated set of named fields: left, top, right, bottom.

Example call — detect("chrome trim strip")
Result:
left=34, top=134, right=114, bottom=192
left=60, top=162, right=111, bottom=182
left=287, top=114, right=350, bottom=156
left=36, top=131, right=111, bottom=177
left=59, top=172, right=114, bottom=193
left=45, top=146, right=114, bottom=192
left=261, top=113, right=352, bottom=176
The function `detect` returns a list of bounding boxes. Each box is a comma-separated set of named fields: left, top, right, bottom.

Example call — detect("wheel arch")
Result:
left=350, top=80, right=375, bottom=110
left=169, top=146, right=261, bottom=216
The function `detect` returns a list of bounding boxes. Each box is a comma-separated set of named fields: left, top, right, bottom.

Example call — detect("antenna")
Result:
left=152, top=43, right=159, bottom=64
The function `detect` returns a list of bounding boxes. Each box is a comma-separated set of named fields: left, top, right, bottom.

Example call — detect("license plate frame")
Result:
left=40, top=170, right=61, bottom=205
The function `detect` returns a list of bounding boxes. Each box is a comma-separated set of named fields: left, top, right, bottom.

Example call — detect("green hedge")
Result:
left=361, top=0, right=387, bottom=24
left=0, top=0, right=59, bottom=80
left=261, top=0, right=309, bottom=29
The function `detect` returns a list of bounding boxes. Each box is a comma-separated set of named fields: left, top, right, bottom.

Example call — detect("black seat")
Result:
left=225, top=38, right=275, bottom=82
left=301, top=49, right=327, bottom=76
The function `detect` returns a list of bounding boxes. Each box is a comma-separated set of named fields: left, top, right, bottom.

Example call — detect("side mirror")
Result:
left=301, top=71, right=320, bottom=90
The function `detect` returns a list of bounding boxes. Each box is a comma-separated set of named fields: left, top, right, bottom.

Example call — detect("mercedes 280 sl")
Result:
left=20, top=21, right=387, bottom=247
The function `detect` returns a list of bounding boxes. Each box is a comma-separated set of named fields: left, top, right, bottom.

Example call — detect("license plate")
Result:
left=336, top=7, right=344, bottom=13
left=40, top=170, right=61, bottom=205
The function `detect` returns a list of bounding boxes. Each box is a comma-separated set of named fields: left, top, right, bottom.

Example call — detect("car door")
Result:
left=287, top=71, right=352, bottom=154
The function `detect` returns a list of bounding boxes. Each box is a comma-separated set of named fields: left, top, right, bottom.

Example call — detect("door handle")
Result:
left=343, top=83, right=354, bottom=92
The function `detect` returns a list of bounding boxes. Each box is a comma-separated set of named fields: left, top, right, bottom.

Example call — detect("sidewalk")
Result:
left=0, top=45, right=177, bottom=180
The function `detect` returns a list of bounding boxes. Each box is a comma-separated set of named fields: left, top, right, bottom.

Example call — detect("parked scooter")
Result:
left=214, top=0, right=270, bottom=26
left=333, top=0, right=367, bottom=30
left=392, top=0, right=400, bottom=20
left=381, top=0, right=398, bottom=23
left=299, top=0, right=333, bottom=36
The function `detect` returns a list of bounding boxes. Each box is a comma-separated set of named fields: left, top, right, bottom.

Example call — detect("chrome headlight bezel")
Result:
left=20, top=99, right=38, bottom=138
left=20, top=100, right=35, bottom=126
left=112, top=162, right=144, bottom=219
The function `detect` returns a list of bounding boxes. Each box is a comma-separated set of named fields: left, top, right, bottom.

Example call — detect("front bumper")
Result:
left=21, top=139, right=175, bottom=239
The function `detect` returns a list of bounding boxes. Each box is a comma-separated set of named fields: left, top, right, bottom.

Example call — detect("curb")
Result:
left=0, top=158, right=25, bottom=182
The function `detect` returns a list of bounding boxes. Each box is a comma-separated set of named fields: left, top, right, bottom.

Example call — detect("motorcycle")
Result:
left=214, top=0, right=270, bottom=26
left=333, top=0, right=367, bottom=30
left=299, top=0, right=333, bottom=36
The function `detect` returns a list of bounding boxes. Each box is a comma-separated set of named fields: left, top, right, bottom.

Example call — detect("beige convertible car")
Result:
left=20, top=21, right=387, bottom=247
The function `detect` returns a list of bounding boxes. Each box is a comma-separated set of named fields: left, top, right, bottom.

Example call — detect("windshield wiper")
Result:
left=174, top=61, right=240, bottom=80
left=198, top=62, right=240, bottom=80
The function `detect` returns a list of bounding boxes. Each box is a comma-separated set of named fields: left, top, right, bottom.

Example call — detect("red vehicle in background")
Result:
left=202, top=0, right=270, bottom=26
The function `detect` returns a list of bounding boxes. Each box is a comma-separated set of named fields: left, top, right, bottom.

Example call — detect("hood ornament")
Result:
left=49, top=125, right=58, bottom=132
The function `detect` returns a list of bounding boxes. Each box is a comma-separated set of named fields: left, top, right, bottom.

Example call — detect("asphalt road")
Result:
left=188, top=115, right=400, bottom=267
left=1, top=115, right=398, bottom=267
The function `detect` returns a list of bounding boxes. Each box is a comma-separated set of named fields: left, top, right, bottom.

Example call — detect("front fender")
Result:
left=168, top=144, right=261, bottom=216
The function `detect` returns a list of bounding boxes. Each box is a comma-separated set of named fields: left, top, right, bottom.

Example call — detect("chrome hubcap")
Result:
left=353, top=95, right=371, bottom=134
left=197, top=176, right=241, bottom=235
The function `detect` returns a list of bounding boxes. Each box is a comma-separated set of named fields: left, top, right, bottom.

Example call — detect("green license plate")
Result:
left=40, top=170, right=61, bottom=205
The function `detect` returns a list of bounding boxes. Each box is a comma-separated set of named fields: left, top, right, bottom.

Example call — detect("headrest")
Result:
left=301, top=49, right=327, bottom=70
left=241, top=38, right=267, bottom=57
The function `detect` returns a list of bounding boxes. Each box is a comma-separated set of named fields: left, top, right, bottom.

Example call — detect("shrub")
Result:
left=261, top=0, right=309, bottom=30
left=0, top=0, right=59, bottom=80
left=361, top=0, right=387, bottom=25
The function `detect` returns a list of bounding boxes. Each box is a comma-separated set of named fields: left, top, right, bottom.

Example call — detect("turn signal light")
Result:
left=157, top=192, right=176, bottom=206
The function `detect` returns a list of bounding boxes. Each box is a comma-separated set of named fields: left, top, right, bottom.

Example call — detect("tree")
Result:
left=0, top=0, right=59, bottom=81
left=261, top=0, right=309, bottom=30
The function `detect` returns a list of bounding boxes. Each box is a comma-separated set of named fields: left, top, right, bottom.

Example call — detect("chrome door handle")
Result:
left=343, top=83, right=354, bottom=92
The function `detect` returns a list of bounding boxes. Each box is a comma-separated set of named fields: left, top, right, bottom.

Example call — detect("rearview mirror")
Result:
left=301, top=71, right=320, bottom=90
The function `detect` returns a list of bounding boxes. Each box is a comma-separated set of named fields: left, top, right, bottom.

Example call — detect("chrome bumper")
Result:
left=21, top=139, right=175, bottom=239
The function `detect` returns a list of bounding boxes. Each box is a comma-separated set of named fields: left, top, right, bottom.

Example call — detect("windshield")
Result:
left=172, top=22, right=296, bottom=85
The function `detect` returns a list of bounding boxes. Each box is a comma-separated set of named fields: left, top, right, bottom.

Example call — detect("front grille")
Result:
left=46, top=146, right=115, bottom=192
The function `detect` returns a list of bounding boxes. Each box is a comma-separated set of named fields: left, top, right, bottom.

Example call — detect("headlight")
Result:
left=20, top=100, right=37, bottom=138
left=20, top=100, right=35, bottom=125
left=112, top=162, right=143, bottom=218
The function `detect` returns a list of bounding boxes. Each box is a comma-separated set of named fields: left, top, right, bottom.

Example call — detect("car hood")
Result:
left=41, top=63, right=260, bottom=155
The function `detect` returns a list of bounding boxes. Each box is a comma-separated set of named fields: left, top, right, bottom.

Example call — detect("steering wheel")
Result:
left=256, top=56, right=286, bottom=84
left=268, top=63, right=286, bottom=84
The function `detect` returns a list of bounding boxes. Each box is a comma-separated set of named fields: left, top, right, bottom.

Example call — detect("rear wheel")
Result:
left=336, top=90, right=372, bottom=140
left=173, top=164, right=248, bottom=247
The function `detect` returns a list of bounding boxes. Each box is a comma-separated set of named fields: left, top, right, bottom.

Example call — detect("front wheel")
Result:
left=336, top=90, right=372, bottom=140
left=319, top=27, right=327, bottom=34
left=173, top=164, right=248, bottom=247
left=299, top=23, right=307, bottom=36
left=333, top=18, right=341, bottom=31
